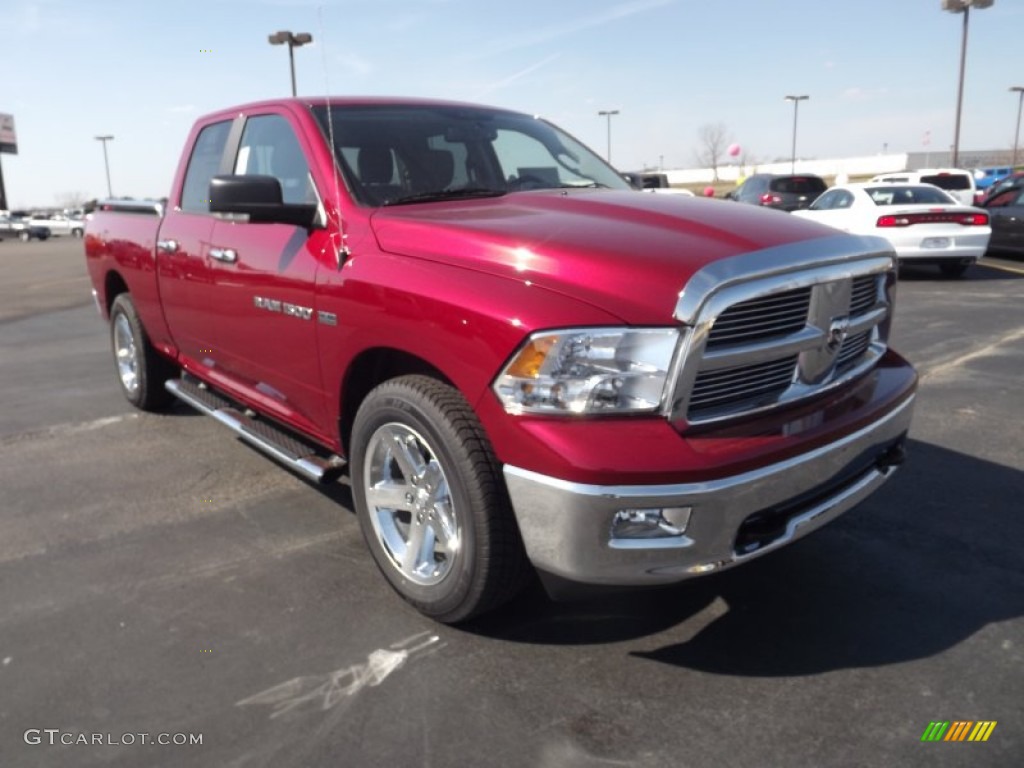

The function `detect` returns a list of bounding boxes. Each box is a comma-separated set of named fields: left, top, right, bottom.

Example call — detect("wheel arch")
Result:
left=338, top=347, right=453, bottom=456
left=103, top=270, right=130, bottom=315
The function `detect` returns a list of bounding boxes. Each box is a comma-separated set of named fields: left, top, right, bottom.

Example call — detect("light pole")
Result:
left=784, top=95, right=808, bottom=173
left=94, top=135, right=114, bottom=198
left=1011, top=86, right=1024, bottom=168
left=942, top=0, right=994, bottom=168
left=268, top=30, right=313, bottom=97
left=597, top=110, right=619, bottom=164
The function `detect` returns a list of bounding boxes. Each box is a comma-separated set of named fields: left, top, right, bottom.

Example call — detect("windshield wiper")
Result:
left=385, top=188, right=507, bottom=206
left=557, top=182, right=611, bottom=189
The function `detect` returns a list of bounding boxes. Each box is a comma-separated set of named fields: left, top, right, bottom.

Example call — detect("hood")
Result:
left=368, top=190, right=836, bottom=325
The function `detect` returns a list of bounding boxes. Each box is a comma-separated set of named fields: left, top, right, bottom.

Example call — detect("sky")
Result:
left=2, top=0, right=1023, bottom=209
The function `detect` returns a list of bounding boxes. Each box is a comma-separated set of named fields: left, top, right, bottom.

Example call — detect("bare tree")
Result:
left=55, top=191, right=88, bottom=211
left=695, top=123, right=731, bottom=181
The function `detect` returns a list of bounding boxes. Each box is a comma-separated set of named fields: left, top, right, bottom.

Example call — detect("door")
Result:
left=157, top=119, right=232, bottom=370
left=986, top=188, right=1024, bottom=253
left=206, top=112, right=329, bottom=434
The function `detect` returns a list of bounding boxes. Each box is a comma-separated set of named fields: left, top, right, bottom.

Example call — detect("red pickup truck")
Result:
left=85, top=97, right=916, bottom=622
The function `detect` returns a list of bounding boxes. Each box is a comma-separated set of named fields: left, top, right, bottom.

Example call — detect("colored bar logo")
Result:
left=921, top=721, right=997, bottom=742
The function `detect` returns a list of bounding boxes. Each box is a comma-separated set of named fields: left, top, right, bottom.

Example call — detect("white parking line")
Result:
left=921, top=327, right=1024, bottom=381
left=980, top=260, right=1024, bottom=276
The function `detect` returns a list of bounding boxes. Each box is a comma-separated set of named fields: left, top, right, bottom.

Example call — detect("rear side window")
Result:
left=809, top=189, right=853, bottom=210
left=180, top=121, right=231, bottom=213
left=771, top=177, right=826, bottom=195
left=920, top=174, right=970, bottom=191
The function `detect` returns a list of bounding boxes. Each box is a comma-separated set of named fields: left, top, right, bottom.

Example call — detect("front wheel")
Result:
left=109, top=293, right=175, bottom=411
left=350, top=376, right=528, bottom=623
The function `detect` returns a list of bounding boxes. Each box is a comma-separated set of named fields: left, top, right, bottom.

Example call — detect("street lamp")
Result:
left=783, top=95, right=809, bottom=173
left=942, top=0, right=994, bottom=168
left=597, top=110, right=620, bottom=164
left=268, top=30, right=313, bottom=97
left=1011, top=86, right=1024, bottom=168
left=94, top=135, right=114, bottom=198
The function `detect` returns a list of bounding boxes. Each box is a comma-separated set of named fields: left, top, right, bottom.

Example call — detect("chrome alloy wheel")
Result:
left=363, top=423, right=460, bottom=585
left=113, top=312, right=139, bottom=395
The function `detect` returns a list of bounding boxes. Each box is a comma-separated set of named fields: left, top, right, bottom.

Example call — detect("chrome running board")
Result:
left=165, top=376, right=346, bottom=484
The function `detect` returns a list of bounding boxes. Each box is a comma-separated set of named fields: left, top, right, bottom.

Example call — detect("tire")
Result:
left=109, top=293, right=175, bottom=411
left=350, top=375, right=528, bottom=623
left=939, top=261, right=970, bottom=278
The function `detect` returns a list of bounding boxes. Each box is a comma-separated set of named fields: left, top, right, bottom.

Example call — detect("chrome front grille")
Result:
left=689, top=356, right=799, bottom=413
left=670, top=236, right=897, bottom=426
left=836, top=330, right=872, bottom=371
left=850, top=275, right=877, bottom=316
left=706, top=288, right=811, bottom=348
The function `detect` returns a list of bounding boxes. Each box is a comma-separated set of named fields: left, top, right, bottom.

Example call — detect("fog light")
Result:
left=611, top=507, right=692, bottom=539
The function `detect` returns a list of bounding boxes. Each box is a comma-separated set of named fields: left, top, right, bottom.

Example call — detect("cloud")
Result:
left=466, top=0, right=674, bottom=60
left=479, top=54, right=561, bottom=96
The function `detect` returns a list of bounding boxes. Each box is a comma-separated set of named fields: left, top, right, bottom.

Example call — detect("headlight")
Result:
left=493, top=327, right=681, bottom=415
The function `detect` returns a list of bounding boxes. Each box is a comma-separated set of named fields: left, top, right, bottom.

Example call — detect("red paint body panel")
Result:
left=474, top=351, right=915, bottom=485
left=84, top=96, right=914, bottom=491
left=368, top=192, right=832, bottom=325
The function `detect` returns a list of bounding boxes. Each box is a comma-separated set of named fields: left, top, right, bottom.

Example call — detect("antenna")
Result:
left=317, top=5, right=350, bottom=269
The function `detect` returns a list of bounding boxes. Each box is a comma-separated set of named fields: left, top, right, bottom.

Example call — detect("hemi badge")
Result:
left=317, top=310, right=338, bottom=326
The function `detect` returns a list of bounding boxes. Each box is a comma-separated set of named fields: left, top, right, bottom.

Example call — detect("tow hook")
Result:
left=876, top=440, right=907, bottom=471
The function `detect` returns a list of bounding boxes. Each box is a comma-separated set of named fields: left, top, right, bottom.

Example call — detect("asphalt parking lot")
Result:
left=1, top=236, right=1021, bottom=767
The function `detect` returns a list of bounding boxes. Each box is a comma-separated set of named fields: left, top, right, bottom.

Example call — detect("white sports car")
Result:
left=792, top=183, right=991, bottom=278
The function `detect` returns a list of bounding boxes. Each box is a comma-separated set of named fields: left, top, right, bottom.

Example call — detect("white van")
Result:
left=869, top=169, right=978, bottom=206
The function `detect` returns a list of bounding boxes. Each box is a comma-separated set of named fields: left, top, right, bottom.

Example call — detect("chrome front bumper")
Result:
left=503, top=395, right=915, bottom=586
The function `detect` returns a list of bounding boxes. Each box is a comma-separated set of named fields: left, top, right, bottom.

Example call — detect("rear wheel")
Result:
left=350, top=375, right=528, bottom=623
left=109, top=293, right=175, bottom=411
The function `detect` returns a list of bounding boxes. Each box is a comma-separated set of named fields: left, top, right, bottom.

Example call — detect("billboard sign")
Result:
left=0, top=114, right=17, bottom=155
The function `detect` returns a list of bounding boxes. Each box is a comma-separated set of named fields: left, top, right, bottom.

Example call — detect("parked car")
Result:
left=973, top=166, right=1013, bottom=192
left=791, top=183, right=990, bottom=277
left=870, top=169, right=977, bottom=207
left=980, top=184, right=1024, bottom=255
left=724, top=174, right=828, bottom=211
left=978, top=171, right=1024, bottom=205
left=27, top=211, right=85, bottom=237
left=0, top=213, right=51, bottom=242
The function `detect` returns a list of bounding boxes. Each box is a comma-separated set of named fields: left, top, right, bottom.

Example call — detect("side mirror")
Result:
left=209, top=175, right=318, bottom=228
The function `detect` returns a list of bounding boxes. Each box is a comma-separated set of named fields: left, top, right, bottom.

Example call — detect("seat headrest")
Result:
left=358, top=146, right=394, bottom=184
left=416, top=149, right=455, bottom=190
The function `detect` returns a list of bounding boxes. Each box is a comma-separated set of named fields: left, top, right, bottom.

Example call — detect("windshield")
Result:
left=770, top=176, right=826, bottom=195
left=311, top=104, right=631, bottom=206
left=866, top=185, right=957, bottom=206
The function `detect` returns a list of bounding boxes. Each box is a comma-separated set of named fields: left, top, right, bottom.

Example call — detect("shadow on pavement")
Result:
left=898, top=260, right=1023, bottom=281
left=467, top=438, right=1024, bottom=676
